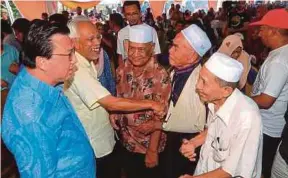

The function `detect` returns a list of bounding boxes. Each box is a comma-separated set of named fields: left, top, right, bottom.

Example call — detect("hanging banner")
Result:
left=59, top=1, right=101, bottom=10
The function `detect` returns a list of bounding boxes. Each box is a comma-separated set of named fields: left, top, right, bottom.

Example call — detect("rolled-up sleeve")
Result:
left=68, top=67, right=111, bottom=110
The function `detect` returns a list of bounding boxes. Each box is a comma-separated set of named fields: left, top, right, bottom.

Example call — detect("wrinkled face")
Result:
left=258, top=25, right=272, bottom=47
left=169, top=33, right=199, bottom=69
left=124, top=5, right=141, bottom=26
left=128, top=41, right=154, bottom=67
left=13, top=29, right=24, bottom=43
left=75, top=22, right=101, bottom=62
left=196, top=66, right=226, bottom=103
left=231, top=46, right=242, bottom=59
left=42, top=34, right=77, bottom=83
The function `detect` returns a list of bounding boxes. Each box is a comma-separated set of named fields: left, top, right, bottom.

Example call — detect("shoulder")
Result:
left=118, top=26, right=129, bottom=37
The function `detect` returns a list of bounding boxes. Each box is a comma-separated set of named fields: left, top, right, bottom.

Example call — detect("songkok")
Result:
left=129, top=24, right=153, bottom=43
left=205, top=52, right=244, bottom=83
left=181, top=24, right=211, bottom=57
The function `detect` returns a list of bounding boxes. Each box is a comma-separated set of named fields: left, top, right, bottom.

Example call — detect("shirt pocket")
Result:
left=212, top=137, right=230, bottom=163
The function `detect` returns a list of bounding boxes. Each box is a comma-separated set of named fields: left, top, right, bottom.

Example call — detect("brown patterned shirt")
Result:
left=116, top=58, right=171, bottom=154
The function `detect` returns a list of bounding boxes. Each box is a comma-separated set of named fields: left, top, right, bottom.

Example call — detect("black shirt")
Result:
left=279, top=105, right=288, bottom=164
left=228, top=10, right=250, bottom=29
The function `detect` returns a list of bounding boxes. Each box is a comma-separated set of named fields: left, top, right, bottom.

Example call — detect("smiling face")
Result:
left=127, top=41, right=154, bottom=67
left=75, top=22, right=101, bottom=62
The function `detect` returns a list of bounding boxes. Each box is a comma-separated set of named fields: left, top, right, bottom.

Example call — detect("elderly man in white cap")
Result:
left=179, top=52, right=263, bottom=178
left=64, top=19, right=166, bottom=178
left=134, top=24, right=212, bottom=178
left=110, top=24, right=171, bottom=178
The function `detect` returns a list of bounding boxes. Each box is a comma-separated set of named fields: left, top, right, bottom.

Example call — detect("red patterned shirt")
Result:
left=116, top=58, right=171, bottom=154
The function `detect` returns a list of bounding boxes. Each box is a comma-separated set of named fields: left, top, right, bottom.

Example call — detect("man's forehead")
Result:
left=129, top=41, right=151, bottom=47
left=51, top=34, right=73, bottom=51
left=78, top=22, right=98, bottom=34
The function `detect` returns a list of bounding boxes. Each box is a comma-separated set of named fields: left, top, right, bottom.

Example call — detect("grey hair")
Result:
left=67, top=17, right=90, bottom=38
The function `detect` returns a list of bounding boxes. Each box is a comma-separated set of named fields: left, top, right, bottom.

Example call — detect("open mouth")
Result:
left=92, top=46, right=100, bottom=53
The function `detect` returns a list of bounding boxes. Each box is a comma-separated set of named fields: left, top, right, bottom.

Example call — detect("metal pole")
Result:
left=4, top=0, right=15, bottom=23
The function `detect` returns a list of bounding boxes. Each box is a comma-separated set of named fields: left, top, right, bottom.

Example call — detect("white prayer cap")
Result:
left=129, top=24, right=153, bottom=43
left=205, top=52, right=244, bottom=83
left=181, top=24, right=211, bottom=57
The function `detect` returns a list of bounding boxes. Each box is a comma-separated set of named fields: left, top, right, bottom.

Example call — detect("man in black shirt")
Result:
left=271, top=104, right=288, bottom=178
left=228, top=1, right=250, bottom=35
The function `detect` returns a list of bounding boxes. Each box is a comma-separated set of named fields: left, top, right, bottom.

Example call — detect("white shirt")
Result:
left=117, top=23, right=161, bottom=59
left=251, top=44, right=288, bottom=137
left=195, top=89, right=263, bottom=178
left=64, top=52, right=115, bottom=158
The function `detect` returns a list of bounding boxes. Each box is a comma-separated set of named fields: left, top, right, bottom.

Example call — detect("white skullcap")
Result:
left=181, top=24, right=211, bottom=57
left=205, top=52, right=244, bottom=82
left=129, top=24, right=153, bottom=43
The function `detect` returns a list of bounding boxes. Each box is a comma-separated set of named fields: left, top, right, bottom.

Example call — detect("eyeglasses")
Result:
left=52, top=48, right=75, bottom=60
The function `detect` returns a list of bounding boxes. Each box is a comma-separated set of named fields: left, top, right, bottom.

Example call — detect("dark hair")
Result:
left=109, top=13, right=125, bottom=28
left=12, top=18, right=30, bottom=34
left=1, top=20, right=13, bottom=34
left=42, top=13, right=48, bottom=17
left=123, top=1, right=141, bottom=12
left=49, top=13, right=68, bottom=25
left=23, top=20, right=70, bottom=68
left=176, top=20, right=185, bottom=26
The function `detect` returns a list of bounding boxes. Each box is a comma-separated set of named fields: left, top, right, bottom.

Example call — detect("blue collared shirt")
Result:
left=1, top=68, right=96, bottom=178
left=1, top=44, right=19, bottom=88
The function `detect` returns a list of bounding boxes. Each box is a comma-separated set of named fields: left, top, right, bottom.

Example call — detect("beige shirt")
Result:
left=195, top=89, right=262, bottom=178
left=64, top=52, right=115, bottom=158
left=162, top=65, right=206, bottom=133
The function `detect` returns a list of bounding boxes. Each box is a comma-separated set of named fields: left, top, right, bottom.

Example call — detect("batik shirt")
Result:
left=116, top=59, right=171, bottom=154
left=1, top=68, right=96, bottom=178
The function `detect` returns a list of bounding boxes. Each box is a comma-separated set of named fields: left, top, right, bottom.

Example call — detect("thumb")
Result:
left=182, top=138, right=189, bottom=144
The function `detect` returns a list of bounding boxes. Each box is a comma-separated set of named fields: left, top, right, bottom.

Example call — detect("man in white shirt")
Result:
left=179, top=52, right=263, bottom=178
left=73, top=6, right=87, bottom=20
left=249, top=8, right=288, bottom=178
left=65, top=19, right=165, bottom=178
left=117, top=1, right=161, bottom=62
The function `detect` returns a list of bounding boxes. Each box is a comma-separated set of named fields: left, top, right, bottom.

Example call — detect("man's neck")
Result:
left=271, top=38, right=288, bottom=50
left=213, top=98, right=227, bottom=113
left=27, top=67, right=57, bottom=86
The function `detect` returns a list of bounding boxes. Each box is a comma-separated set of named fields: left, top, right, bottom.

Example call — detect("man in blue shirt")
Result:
left=1, top=21, right=96, bottom=177
left=1, top=31, right=19, bottom=89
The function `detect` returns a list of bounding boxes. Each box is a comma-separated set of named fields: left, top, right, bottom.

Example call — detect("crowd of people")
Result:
left=1, top=1, right=288, bottom=178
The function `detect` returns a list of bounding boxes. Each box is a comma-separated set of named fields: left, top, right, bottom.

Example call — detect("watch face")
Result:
left=231, top=15, right=241, bottom=27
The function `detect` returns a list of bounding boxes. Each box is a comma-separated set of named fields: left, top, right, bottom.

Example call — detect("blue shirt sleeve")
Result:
left=103, top=51, right=116, bottom=96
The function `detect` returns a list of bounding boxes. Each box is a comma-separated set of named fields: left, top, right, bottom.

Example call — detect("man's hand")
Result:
left=145, top=149, right=158, bottom=168
left=179, top=174, right=194, bottom=178
left=150, top=101, right=166, bottom=118
left=179, top=139, right=197, bottom=161
left=1, top=79, right=8, bottom=88
left=109, top=114, right=119, bottom=130
left=9, top=63, right=19, bottom=75
left=134, top=120, right=162, bottom=135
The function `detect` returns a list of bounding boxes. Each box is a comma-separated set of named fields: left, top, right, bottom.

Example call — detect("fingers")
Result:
left=182, top=138, right=189, bottom=144
left=109, top=115, right=119, bottom=130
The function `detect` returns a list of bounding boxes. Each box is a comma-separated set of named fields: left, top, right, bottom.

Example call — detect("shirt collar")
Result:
left=269, top=44, right=288, bottom=56
left=208, top=88, right=241, bottom=126
left=20, top=67, right=62, bottom=100
left=174, top=62, right=200, bottom=75
left=75, top=52, right=91, bottom=68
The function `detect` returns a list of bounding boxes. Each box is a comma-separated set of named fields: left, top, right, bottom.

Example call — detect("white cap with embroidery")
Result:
left=181, top=24, right=211, bottom=57
left=205, top=52, right=244, bottom=82
left=129, top=24, right=153, bottom=43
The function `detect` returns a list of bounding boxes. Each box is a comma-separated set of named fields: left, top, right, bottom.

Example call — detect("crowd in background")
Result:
left=1, top=1, right=288, bottom=178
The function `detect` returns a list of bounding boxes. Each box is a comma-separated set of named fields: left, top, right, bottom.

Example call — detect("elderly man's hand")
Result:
left=109, top=114, right=119, bottom=130
left=179, top=174, right=194, bottom=178
left=134, top=120, right=162, bottom=135
left=179, top=139, right=197, bottom=161
left=150, top=101, right=166, bottom=118
left=145, top=149, right=158, bottom=168
left=9, top=63, right=19, bottom=75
